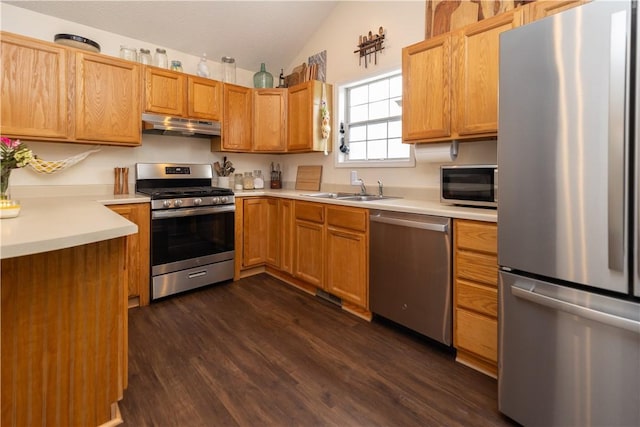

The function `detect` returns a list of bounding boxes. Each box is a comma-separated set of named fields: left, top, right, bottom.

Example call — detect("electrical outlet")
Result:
left=350, top=170, right=359, bottom=185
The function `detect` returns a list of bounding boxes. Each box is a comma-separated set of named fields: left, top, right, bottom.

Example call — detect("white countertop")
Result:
left=0, top=193, right=148, bottom=260
left=234, top=189, right=498, bottom=223
left=0, top=185, right=495, bottom=260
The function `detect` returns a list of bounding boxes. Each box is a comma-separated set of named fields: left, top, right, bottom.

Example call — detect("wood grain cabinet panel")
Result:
left=108, top=203, right=150, bottom=306
left=455, top=250, right=498, bottom=287
left=324, top=205, right=369, bottom=308
left=294, top=218, right=325, bottom=288
left=455, top=309, right=498, bottom=363
left=266, top=198, right=281, bottom=267
left=455, top=219, right=497, bottom=254
left=287, top=81, right=333, bottom=152
left=279, top=199, right=294, bottom=274
left=1, top=238, right=127, bottom=427
left=144, top=66, right=186, bottom=116
left=75, top=52, right=141, bottom=144
left=220, top=83, right=253, bottom=151
left=456, top=279, right=498, bottom=317
left=453, top=219, right=498, bottom=377
left=455, top=10, right=522, bottom=136
left=402, top=34, right=452, bottom=141
left=187, top=75, right=222, bottom=120
left=254, top=88, right=287, bottom=152
left=0, top=32, right=69, bottom=140
left=242, top=198, right=268, bottom=267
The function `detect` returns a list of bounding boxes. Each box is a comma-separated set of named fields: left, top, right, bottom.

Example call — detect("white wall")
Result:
left=2, top=2, right=496, bottom=195
left=282, top=1, right=497, bottom=192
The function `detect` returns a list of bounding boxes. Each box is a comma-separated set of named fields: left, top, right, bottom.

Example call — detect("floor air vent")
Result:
left=315, top=289, right=342, bottom=306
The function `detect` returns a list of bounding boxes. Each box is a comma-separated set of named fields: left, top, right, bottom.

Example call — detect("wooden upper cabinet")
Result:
left=402, top=34, right=452, bottom=142
left=455, top=9, right=522, bottom=137
left=0, top=32, right=69, bottom=140
left=221, top=83, right=252, bottom=151
left=402, top=9, right=521, bottom=143
left=287, top=80, right=332, bottom=152
left=75, top=52, right=141, bottom=144
left=253, top=88, right=287, bottom=152
left=524, top=0, right=587, bottom=23
left=188, top=75, right=222, bottom=120
left=144, top=67, right=186, bottom=116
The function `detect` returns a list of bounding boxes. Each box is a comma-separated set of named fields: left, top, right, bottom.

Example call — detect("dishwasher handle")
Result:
left=370, top=213, right=449, bottom=232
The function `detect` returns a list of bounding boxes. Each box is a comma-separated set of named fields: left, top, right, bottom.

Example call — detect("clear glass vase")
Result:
left=1, top=166, right=12, bottom=200
left=253, top=63, right=273, bottom=88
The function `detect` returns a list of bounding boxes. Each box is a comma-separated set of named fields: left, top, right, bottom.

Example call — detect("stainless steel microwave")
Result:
left=441, top=165, right=498, bottom=208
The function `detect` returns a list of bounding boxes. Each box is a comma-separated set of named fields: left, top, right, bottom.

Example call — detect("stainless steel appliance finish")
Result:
left=498, top=2, right=640, bottom=425
left=136, top=163, right=235, bottom=301
left=142, top=112, right=221, bottom=137
left=369, top=210, right=452, bottom=345
left=440, top=165, right=498, bottom=208
left=500, top=271, right=640, bottom=426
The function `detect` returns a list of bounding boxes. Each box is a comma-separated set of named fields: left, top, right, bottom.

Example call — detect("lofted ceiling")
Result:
left=6, top=0, right=339, bottom=72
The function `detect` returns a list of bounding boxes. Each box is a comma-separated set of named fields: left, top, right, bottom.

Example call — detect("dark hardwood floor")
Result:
left=120, top=274, right=517, bottom=426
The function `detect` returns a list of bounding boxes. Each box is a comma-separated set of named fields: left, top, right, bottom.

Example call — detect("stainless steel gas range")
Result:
left=136, top=163, right=235, bottom=301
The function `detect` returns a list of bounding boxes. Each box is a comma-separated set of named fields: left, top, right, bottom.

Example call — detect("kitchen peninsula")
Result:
left=1, top=196, right=140, bottom=427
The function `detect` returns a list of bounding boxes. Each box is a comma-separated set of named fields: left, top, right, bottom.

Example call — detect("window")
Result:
left=336, top=71, right=413, bottom=167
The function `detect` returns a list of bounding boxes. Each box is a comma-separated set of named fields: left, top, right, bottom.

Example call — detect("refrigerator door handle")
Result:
left=608, top=10, right=627, bottom=272
left=511, top=283, right=640, bottom=334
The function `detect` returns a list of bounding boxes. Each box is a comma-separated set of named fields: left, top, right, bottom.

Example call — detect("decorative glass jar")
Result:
left=138, top=48, right=152, bottom=64
left=253, top=170, right=264, bottom=189
left=221, top=56, right=236, bottom=83
left=243, top=172, right=255, bottom=190
left=253, top=63, right=273, bottom=88
left=154, top=48, right=168, bottom=68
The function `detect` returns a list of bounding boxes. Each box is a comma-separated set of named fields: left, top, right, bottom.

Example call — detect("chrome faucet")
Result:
left=377, top=179, right=383, bottom=197
left=357, top=178, right=367, bottom=195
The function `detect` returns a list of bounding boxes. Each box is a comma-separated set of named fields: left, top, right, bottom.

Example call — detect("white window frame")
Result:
left=334, top=69, right=415, bottom=169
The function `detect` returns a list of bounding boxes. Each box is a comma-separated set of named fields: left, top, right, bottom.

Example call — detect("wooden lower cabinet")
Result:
left=453, top=218, right=498, bottom=377
left=108, top=202, right=150, bottom=307
left=242, top=198, right=268, bottom=267
left=325, top=205, right=369, bottom=309
left=294, top=202, right=325, bottom=287
left=1, top=238, right=128, bottom=426
left=237, top=197, right=370, bottom=315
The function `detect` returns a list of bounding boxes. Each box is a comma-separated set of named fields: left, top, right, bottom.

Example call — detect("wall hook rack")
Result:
left=354, top=26, right=385, bottom=68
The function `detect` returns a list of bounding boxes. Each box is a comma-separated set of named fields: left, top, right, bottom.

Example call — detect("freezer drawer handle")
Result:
left=511, top=284, right=640, bottom=334
left=369, top=215, right=448, bottom=232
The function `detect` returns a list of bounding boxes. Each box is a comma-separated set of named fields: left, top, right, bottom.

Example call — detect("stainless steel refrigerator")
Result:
left=498, top=1, right=640, bottom=425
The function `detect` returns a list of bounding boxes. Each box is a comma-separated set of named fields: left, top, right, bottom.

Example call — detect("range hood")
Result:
left=142, top=113, right=221, bottom=138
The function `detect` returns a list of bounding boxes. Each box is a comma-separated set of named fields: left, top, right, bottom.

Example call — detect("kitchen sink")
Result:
left=302, top=192, right=400, bottom=201
left=339, top=195, right=400, bottom=201
left=302, top=192, right=356, bottom=199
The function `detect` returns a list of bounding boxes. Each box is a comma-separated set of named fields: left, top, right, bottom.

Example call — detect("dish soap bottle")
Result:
left=197, top=53, right=210, bottom=78
left=253, top=63, right=273, bottom=88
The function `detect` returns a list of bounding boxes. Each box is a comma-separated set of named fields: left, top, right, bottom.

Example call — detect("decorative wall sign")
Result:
left=354, top=26, right=385, bottom=68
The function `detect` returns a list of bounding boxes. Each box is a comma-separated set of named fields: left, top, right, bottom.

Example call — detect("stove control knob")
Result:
left=162, top=200, right=172, bottom=208
left=174, top=199, right=183, bottom=208
left=194, top=198, right=203, bottom=206
left=220, top=196, right=229, bottom=204
left=212, top=197, right=220, bottom=205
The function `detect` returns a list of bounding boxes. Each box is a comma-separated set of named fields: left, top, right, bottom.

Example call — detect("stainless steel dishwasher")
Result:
left=369, top=210, right=452, bottom=345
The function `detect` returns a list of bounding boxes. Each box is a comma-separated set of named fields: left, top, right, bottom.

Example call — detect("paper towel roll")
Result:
left=414, top=142, right=456, bottom=163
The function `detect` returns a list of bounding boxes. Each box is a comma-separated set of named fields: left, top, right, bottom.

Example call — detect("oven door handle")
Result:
left=152, top=205, right=235, bottom=219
